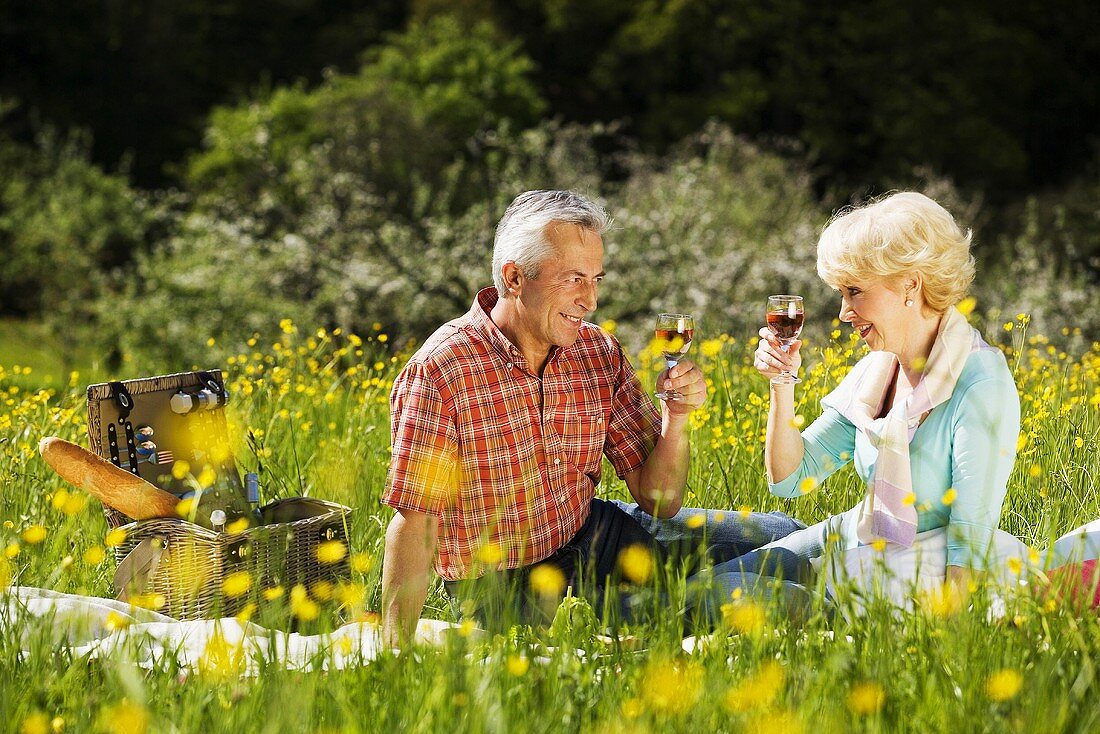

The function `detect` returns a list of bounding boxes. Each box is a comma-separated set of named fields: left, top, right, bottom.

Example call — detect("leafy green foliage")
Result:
left=0, top=129, right=149, bottom=339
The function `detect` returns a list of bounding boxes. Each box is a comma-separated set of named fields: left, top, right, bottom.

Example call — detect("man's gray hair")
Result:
left=492, top=190, right=610, bottom=297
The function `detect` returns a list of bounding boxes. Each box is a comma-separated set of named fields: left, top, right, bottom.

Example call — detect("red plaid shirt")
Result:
left=383, top=287, right=660, bottom=580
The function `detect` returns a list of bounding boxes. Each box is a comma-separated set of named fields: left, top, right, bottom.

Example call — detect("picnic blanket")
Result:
left=2, top=586, right=465, bottom=674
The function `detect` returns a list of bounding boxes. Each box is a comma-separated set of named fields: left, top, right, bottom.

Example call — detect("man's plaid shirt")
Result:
left=382, top=287, right=661, bottom=580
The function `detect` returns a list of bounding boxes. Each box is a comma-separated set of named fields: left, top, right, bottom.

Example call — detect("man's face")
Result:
left=515, top=223, right=605, bottom=355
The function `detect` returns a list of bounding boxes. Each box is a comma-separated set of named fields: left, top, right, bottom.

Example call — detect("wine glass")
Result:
left=654, top=313, right=695, bottom=401
left=766, top=295, right=804, bottom=384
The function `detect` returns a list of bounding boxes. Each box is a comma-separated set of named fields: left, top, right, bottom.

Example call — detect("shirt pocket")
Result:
left=560, top=411, right=605, bottom=471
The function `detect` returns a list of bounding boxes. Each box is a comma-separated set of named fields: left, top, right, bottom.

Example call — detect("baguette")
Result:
left=39, top=437, right=179, bottom=520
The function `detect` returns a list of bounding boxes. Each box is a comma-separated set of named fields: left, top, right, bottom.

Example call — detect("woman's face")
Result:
left=836, top=276, right=914, bottom=353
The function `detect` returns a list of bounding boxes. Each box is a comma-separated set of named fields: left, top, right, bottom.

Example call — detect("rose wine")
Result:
left=766, top=311, right=804, bottom=341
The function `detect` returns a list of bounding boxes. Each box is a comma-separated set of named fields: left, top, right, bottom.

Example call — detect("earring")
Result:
left=905, top=298, right=914, bottom=307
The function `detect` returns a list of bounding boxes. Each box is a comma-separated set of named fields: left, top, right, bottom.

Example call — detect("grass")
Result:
left=1, top=317, right=1099, bottom=733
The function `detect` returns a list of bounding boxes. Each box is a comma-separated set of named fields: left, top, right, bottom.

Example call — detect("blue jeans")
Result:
left=696, top=507, right=860, bottom=621
left=611, top=500, right=808, bottom=568
left=444, top=498, right=805, bottom=628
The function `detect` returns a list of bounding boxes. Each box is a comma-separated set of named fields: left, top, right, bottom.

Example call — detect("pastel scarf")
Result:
left=820, top=307, right=994, bottom=547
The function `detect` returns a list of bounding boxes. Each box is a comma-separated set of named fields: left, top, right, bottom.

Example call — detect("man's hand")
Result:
left=656, top=359, right=707, bottom=414
left=380, top=509, right=438, bottom=648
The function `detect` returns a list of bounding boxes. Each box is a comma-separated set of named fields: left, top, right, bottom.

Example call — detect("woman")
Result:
left=711, top=192, right=1020, bottom=607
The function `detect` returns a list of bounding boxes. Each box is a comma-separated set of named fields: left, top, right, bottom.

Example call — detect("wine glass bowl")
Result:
left=766, top=295, right=804, bottom=384
left=654, top=313, right=695, bottom=401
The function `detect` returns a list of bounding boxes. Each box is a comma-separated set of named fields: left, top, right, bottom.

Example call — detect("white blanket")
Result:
left=3, top=586, right=465, bottom=674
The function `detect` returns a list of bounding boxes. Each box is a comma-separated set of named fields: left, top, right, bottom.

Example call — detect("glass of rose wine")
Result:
left=654, top=312, right=695, bottom=401
left=766, top=295, right=804, bottom=384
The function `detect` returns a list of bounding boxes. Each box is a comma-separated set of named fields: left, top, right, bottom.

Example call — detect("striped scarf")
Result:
left=821, top=307, right=993, bottom=547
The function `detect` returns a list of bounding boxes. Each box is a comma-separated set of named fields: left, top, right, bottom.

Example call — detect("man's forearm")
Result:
left=380, top=510, right=438, bottom=647
left=634, top=411, right=691, bottom=517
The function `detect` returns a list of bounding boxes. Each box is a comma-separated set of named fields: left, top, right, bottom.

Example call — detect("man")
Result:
left=380, top=190, right=799, bottom=644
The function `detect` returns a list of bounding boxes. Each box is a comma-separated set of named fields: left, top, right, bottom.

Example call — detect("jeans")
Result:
left=695, top=507, right=861, bottom=622
left=443, top=498, right=805, bottom=628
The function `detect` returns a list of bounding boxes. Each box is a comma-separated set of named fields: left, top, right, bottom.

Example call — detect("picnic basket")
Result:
left=86, top=370, right=352, bottom=620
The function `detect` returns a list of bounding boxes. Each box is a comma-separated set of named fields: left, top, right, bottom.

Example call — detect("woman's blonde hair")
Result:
left=816, top=192, right=975, bottom=313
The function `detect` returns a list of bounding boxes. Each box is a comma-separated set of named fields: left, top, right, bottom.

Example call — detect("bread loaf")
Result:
left=39, top=437, right=179, bottom=520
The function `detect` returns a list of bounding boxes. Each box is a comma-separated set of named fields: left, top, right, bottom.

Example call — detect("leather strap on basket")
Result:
left=114, top=536, right=166, bottom=602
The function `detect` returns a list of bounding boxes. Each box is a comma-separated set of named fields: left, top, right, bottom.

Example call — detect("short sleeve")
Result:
left=946, top=372, right=1020, bottom=570
left=603, top=346, right=661, bottom=478
left=382, top=361, right=459, bottom=515
left=769, top=407, right=857, bottom=498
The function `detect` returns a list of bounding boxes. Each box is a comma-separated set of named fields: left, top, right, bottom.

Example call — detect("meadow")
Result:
left=2, top=312, right=1099, bottom=734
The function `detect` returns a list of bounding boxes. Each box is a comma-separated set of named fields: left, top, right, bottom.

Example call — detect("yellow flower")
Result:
left=336, top=581, right=366, bottom=609
left=700, top=338, right=724, bottom=358
left=235, top=602, right=257, bottom=624
left=919, top=583, right=963, bottom=618
left=290, top=584, right=320, bottom=621
left=618, top=544, right=654, bottom=584
left=20, top=712, right=50, bottom=734
left=0, top=556, right=11, bottom=589
left=175, top=498, right=196, bottom=519
left=221, top=571, right=253, bottom=598
left=263, top=586, right=285, bottom=601
left=957, top=297, right=977, bottom=316
left=902, top=492, right=916, bottom=506
left=528, top=564, right=566, bottom=598
left=350, top=553, right=373, bottom=573
left=721, top=599, right=766, bottom=635
left=941, top=488, right=958, bottom=506
left=725, top=661, right=784, bottom=712
left=199, top=630, right=246, bottom=679
left=316, top=540, right=348, bottom=564
left=847, top=681, right=886, bottom=715
left=506, top=654, right=530, bottom=677
left=81, top=545, right=105, bottom=567
left=685, top=513, right=706, bottom=529
left=105, top=611, right=132, bottom=631
left=600, top=319, right=618, bottom=334
left=50, top=490, right=70, bottom=512
left=129, top=593, right=166, bottom=611
left=196, top=466, right=217, bottom=489
left=22, top=525, right=47, bottom=544
left=311, top=580, right=334, bottom=601
left=171, top=460, right=190, bottom=480
left=639, top=657, right=702, bottom=715
left=1006, top=557, right=1023, bottom=575
left=871, top=539, right=887, bottom=552
left=5, top=543, right=20, bottom=559
left=226, top=517, right=250, bottom=535
left=798, top=477, right=818, bottom=495
left=62, top=493, right=87, bottom=516
left=476, top=542, right=503, bottom=566
left=985, top=669, right=1023, bottom=702
left=104, top=528, right=127, bottom=547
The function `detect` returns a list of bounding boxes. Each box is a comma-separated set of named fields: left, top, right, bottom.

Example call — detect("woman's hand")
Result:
left=754, top=327, right=803, bottom=382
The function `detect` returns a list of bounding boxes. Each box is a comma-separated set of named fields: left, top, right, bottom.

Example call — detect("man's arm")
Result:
left=624, top=360, right=706, bottom=518
left=380, top=508, right=438, bottom=647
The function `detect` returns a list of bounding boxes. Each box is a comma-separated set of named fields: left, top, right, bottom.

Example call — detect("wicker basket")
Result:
left=86, top=370, right=354, bottom=621
left=111, top=498, right=352, bottom=620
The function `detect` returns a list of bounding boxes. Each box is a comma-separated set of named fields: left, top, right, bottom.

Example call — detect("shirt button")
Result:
left=554, top=458, right=561, bottom=465
left=506, top=363, right=512, bottom=369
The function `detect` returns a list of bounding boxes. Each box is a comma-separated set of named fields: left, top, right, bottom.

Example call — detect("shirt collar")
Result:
left=465, top=287, right=575, bottom=372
